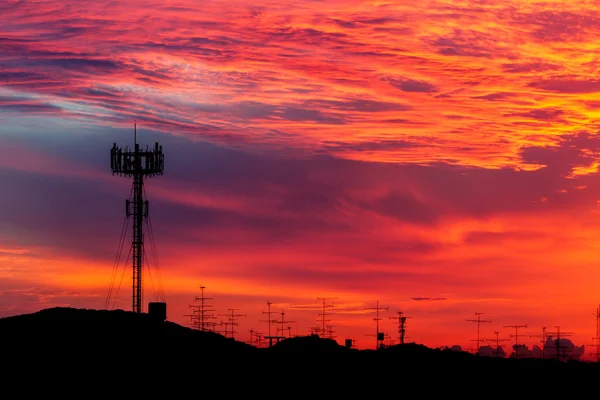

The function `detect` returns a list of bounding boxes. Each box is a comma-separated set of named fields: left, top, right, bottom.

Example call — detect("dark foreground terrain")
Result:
left=1, top=307, right=598, bottom=394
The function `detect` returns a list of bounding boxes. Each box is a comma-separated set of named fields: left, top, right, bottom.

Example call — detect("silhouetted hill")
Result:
left=2, top=307, right=598, bottom=389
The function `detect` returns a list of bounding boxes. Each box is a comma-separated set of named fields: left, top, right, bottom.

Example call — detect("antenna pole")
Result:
left=364, top=301, right=389, bottom=349
left=503, top=324, right=528, bottom=359
left=466, top=312, right=491, bottom=354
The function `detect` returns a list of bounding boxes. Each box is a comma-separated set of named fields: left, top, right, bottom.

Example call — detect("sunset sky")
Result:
left=2, top=0, right=600, bottom=358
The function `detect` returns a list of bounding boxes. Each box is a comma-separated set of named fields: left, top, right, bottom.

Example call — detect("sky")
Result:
left=1, top=0, right=600, bottom=358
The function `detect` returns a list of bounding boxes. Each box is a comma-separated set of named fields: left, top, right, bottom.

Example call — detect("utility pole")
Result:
left=364, top=301, right=389, bottom=349
left=109, top=123, right=165, bottom=313
left=466, top=313, right=491, bottom=354
left=316, top=297, right=337, bottom=338
left=389, top=311, right=413, bottom=344
left=503, top=324, right=528, bottom=359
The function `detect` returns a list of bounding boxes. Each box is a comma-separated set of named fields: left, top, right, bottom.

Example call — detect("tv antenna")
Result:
left=529, top=326, right=548, bottom=359
left=466, top=313, right=491, bottom=354
left=106, top=123, right=165, bottom=313
left=484, top=331, right=510, bottom=357
left=217, top=308, right=246, bottom=339
left=261, top=301, right=283, bottom=347
left=364, top=301, right=389, bottom=349
left=389, top=311, right=413, bottom=344
left=590, top=305, right=600, bottom=362
left=503, top=324, right=528, bottom=359
left=275, top=310, right=295, bottom=338
left=547, top=325, right=574, bottom=361
left=316, top=297, right=337, bottom=338
left=186, top=285, right=216, bottom=331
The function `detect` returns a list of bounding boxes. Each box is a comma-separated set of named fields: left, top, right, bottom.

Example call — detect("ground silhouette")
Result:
left=2, top=307, right=598, bottom=391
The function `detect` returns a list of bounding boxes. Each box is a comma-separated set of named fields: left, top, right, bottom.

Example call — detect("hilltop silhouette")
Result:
left=2, top=307, right=598, bottom=390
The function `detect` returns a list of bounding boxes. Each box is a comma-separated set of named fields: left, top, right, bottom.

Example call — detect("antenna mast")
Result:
left=216, top=308, right=246, bottom=339
left=503, top=324, right=528, bottom=359
left=261, top=301, right=283, bottom=347
left=529, top=326, right=548, bottom=359
left=316, top=297, right=337, bottom=338
left=466, top=312, right=491, bottom=354
left=186, top=285, right=216, bottom=331
left=364, top=301, right=389, bottom=349
left=389, top=311, right=413, bottom=344
left=109, top=124, right=165, bottom=313
left=591, top=305, right=600, bottom=362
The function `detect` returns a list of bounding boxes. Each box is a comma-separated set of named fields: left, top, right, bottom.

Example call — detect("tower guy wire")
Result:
left=389, top=311, right=413, bottom=344
left=316, top=297, right=337, bottom=338
left=108, top=123, right=165, bottom=313
left=466, top=312, right=491, bottom=354
left=503, top=324, right=528, bottom=359
left=364, top=301, right=389, bottom=349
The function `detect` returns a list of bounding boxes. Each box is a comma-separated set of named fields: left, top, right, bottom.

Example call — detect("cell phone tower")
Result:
left=389, top=311, right=413, bottom=344
left=466, top=313, right=491, bottom=354
left=364, top=301, right=389, bottom=349
left=109, top=123, right=164, bottom=314
left=503, top=324, right=527, bottom=359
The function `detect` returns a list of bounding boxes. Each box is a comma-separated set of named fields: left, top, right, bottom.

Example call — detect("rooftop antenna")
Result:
left=484, top=331, right=510, bottom=357
left=107, top=123, right=165, bottom=314
left=547, top=325, right=574, bottom=361
left=390, top=311, right=413, bottom=345
left=275, top=310, right=295, bottom=339
left=217, top=308, right=246, bottom=340
left=466, top=313, right=491, bottom=354
left=590, top=305, right=600, bottom=362
left=316, top=297, right=337, bottom=338
left=261, top=302, right=282, bottom=347
left=364, top=301, right=389, bottom=349
left=503, top=324, right=528, bottom=359
left=529, top=326, right=548, bottom=359
left=186, top=285, right=216, bottom=331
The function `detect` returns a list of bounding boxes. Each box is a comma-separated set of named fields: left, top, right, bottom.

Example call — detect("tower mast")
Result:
left=110, top=124, right=164, bottom=313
